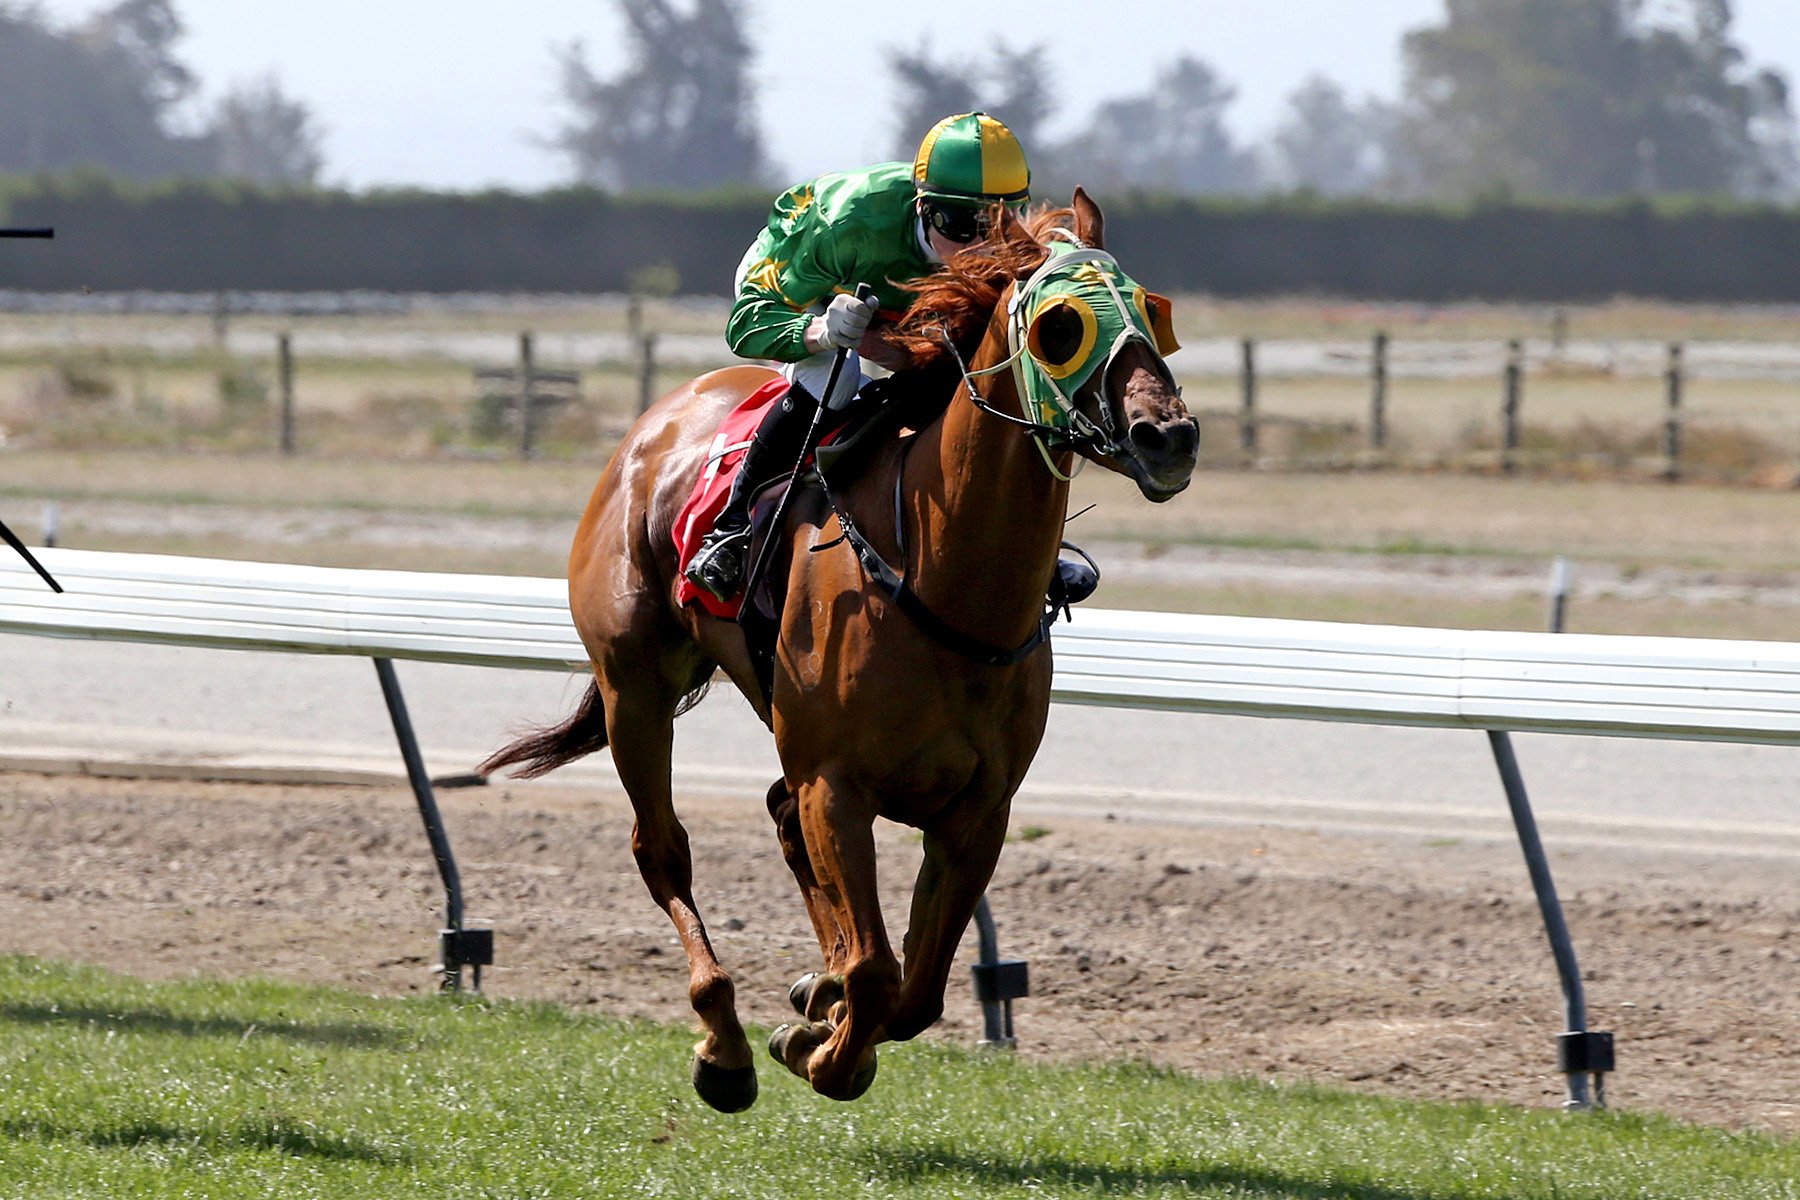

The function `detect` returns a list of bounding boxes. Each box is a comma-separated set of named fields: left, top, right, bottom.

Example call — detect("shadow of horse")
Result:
left=865, top=1144, right=1489, bottom=1200
left=0, top=1113, right=406, bottom=1165
left=0, top=1001, right=403, bottom=1051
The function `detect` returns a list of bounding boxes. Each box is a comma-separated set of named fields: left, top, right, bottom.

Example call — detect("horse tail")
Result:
left=479, top=680, right=609, bottom=780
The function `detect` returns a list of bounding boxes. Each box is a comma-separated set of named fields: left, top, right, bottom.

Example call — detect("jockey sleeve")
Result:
left=727, top=162, right=934, bottom=364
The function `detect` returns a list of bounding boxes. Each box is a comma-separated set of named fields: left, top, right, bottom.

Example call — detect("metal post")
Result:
left=1486, top=729, right=1612, bottom=1110
left=1239, top=337, right=1257, bottom=462
left=1370, top=331, right=1389, bottom=452
left=516, top=332, right=536, bottom=459
left=277, top=333, right=296, bottom=456
left=1663, top=342, right=1683, bottom=482
left=1501, top=338, right=1523, bottom=474
left=373, top=657, right=492, bottom=992
left=969, top=895, right=1029, bottom=1048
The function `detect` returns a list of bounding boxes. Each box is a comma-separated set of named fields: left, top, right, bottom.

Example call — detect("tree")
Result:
left=211, top=76, right=325, bottom=186
left=1391, top=0, right=1796, bottom=199
left=0, top=0, right=209, bottom=178
left=1270, top=75, right=1390, bottom=195
left=886, top=42, right=1052, bottom=156
left=549, top=0, right=767, bottom=192
left=1056, top=56, right=1261, bottom=195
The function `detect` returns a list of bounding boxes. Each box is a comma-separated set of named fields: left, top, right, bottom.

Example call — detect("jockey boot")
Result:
left=685, top=383, right=822, bottom=602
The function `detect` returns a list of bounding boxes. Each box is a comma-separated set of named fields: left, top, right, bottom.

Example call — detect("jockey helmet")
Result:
left=913, top=111, right=1031, bottom=207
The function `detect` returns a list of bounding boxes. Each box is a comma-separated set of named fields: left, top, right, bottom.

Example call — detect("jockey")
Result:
left=683, top=111, right=1031, bottom=603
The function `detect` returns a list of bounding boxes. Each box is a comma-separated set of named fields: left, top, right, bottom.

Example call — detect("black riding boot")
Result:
left=685, top=383, right=822, bottom=601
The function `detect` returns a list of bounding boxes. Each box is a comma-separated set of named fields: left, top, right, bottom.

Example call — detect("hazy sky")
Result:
left=28, top=0, right=1800, bottom=191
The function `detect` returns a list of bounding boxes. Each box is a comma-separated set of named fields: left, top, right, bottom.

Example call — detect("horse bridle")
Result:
left=938, top=236, right=1177, bottom=478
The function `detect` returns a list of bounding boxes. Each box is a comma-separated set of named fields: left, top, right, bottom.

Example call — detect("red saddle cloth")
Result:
left=672, top=376, right=792, bottom=619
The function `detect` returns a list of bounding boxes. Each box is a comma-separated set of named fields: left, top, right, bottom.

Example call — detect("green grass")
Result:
left=1, top=958, right=1793, bottom=1199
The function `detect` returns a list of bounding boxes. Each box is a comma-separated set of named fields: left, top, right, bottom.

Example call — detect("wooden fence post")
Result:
left=637, top=332, right=659, bottom=416
left=1370, top=331, right=1389, bottom=452
left=1239, top=337, right=1257, bottom=462
left=1663, top=341, right=1683, bottom=482
left=516, top=332, right=536, bottom=459
left=277, top=332, right=295, bottom=456
left=1502, top=338, right=1523, bottom=474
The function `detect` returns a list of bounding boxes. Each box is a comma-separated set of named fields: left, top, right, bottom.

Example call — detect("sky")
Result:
left=27, top=0, right=1800, bottom=191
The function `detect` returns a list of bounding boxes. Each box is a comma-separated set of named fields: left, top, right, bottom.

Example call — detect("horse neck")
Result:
left=907, top=315, right=1072, bottom=644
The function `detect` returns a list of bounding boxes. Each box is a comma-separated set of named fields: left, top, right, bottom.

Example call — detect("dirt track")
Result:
left=2, top=771, right=1795, bottom=1137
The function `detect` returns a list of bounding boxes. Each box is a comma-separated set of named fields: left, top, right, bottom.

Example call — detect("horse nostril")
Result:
left=1167, top=418, right=1198, bottom=459
left=1128, top=420, right=1168, bottom=456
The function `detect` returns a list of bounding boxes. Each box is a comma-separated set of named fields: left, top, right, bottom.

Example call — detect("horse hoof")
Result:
left=690, top=1055, right=758, bottom=1113
left=787, top=971, right=846, bottom=1021
left=768, top=1020, right=829, bottom=1074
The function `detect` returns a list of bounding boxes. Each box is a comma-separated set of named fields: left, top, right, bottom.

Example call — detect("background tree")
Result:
left=1270, top=75, right=1390, bottom=195
left=210, top=76, right=325, bottom=186
left=0, top=0, right=209, bottom=178
left=886, top=42, right=1052, bottom=156
left=1390, top=0, right=1796, bottom=199
left=1055, top=55, right=1261, bottom=195
left=549, top=0, right=768, bottom=191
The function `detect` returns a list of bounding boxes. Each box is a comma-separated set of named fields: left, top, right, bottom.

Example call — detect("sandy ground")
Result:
left=2, top=771, right=1795, bottom=1138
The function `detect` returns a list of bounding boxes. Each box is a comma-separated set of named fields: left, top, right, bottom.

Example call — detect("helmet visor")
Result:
left=923, top=199, right=995, bottom=244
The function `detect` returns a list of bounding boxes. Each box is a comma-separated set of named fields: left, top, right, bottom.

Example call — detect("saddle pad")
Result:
left=672, top=376, right=792, bottom=619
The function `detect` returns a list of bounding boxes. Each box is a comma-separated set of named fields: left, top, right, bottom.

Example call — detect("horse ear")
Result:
left=1072, top=187, right=1105, bottom=249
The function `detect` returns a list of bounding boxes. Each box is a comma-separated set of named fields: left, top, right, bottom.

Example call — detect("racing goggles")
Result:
left=922, top=198, right=997, bottom=244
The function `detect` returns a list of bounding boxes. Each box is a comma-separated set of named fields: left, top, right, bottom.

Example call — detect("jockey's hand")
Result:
left=807, top=290, right=881, bottom=353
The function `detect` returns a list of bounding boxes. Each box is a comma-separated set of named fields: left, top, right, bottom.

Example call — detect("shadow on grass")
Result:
left=868, top=1146, right=1489, bottom=1200
left=1, top=1114, right=407, bottom=1165
left=0, top=1001, right=404, bottom=1050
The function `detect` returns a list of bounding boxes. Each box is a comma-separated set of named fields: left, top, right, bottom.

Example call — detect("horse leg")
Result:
left=886, top=805, right=1011, bottom=1044
left=768, top=772, right=895, bottom=1100
left=600, top=672, right=757, bottom=1113
left=764, top=780, right=850, bottom=1020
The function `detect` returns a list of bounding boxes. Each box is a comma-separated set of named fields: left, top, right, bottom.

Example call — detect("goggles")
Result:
left=921, top=198, right=1000, bottom=244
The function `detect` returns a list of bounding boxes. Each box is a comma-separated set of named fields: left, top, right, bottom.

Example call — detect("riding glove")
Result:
left=809, top=290, right=880, bottom=352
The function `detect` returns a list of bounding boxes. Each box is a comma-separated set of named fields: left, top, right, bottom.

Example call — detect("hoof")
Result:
left=690, top=1055, right=758, bottom=1113
left=768, top=1020, right=830, bottom=1075
left=787, top=971, right=846, bottom=1021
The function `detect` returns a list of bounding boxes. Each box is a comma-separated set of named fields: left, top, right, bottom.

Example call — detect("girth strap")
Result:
left=812, top=445, right=1052, bottom=668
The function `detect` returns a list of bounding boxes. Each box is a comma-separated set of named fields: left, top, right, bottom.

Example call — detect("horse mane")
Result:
left=886, top=205, right=1075, bottom=370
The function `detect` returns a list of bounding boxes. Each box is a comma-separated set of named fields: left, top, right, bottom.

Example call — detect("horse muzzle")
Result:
left=1122, top=415, right=1198, bottom=502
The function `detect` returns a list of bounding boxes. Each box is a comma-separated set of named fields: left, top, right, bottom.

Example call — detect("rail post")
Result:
left=516, top=332, right=537, bottom=459
left=1370, top=331, right=1389, bottom=452
left=277, top=333, right=296, bottom=456
left=969, top=895, right=1028, bottom=1048
left=1239, top=337, right=1258, bottom=463
left=373, top=657, right=492, bottom=992
left=1485, top=730, right=1613, bottom=1110
left=636, top=332, right=659, bottom=416
left=1501, top=338, right=1523, bottom=474
left=1663, top=342, right=1683, bottom=482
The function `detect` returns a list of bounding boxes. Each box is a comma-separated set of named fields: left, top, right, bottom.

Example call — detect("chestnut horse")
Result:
left=482, top=190, right=1196, bottom=1110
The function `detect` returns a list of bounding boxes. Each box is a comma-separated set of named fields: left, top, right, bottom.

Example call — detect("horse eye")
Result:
left=1031, top=303, right=1086, bottom=368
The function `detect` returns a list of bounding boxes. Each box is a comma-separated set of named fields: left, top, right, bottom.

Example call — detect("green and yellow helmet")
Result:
left=912, top=111, right=1031, bottom=205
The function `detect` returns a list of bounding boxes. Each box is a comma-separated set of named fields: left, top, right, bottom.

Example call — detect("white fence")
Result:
left=7, top=546, right=1798, bottom=1107
left=5, top=547, right=1800, bottom=747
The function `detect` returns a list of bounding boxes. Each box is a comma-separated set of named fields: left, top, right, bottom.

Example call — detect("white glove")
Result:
left=809, top=290, right=880, bottom=352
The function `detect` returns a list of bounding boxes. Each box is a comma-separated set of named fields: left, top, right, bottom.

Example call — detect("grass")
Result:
left=1, top=956, right=1794, bottom=1199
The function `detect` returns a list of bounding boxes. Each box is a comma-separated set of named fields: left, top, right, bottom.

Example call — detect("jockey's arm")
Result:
left=726, top=222, right=850, bottom=364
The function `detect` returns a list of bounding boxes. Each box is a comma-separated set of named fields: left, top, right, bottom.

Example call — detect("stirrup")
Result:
left=685, top=526, right=752, bottom=602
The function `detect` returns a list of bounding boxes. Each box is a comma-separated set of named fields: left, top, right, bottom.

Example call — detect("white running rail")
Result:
left=5, top=547, right=1799, bottom=746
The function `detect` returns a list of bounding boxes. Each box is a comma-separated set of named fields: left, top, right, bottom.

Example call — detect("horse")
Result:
left=481, top=189, right=1197, bottom=1110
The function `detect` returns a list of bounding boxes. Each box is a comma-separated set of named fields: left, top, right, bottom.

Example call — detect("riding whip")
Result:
left=741, top=282, right=875, bottom=608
